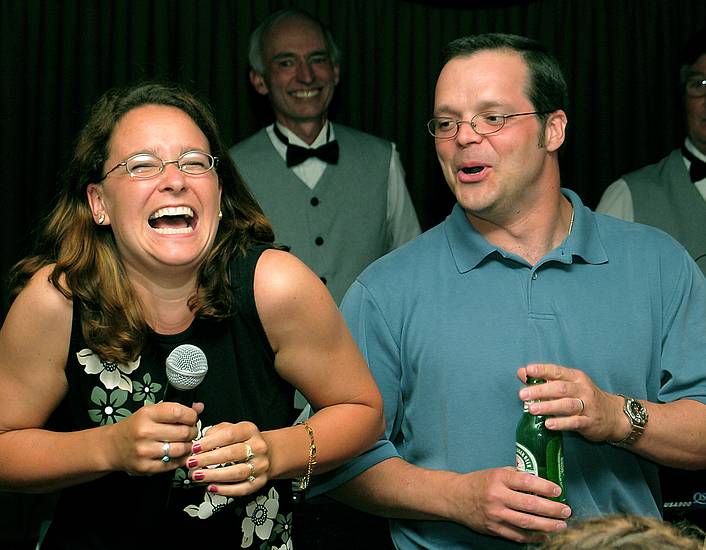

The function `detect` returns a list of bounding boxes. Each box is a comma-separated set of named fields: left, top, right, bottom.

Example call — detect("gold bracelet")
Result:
left=298, top=421, right=317, bottom=491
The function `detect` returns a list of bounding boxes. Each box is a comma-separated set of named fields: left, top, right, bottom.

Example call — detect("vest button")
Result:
left=315, top=236, right=324, bottom=246
left=310, top=197, right=320, bottom=206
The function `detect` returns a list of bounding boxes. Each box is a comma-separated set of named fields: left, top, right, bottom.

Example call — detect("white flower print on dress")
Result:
left=183, top=491, right=233, bottom=519
left=77, top=348, right=139, bottom=391
left=241, top=487, right=280, bottom=548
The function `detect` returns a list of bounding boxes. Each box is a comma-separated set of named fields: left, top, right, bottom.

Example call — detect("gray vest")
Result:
left=229, top=124, right=391, bottom=304
left=625, top=149, right=706, bottom=274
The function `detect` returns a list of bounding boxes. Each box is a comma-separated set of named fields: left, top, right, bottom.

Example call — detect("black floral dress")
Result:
left=41, top=244, right=297, bottom=549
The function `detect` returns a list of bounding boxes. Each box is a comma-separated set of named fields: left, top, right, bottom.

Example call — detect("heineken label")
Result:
left=515, top=442, right=539, bottom=475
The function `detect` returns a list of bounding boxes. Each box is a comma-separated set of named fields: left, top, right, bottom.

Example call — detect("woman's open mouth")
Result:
left=148, top=206, right=196, bottom=234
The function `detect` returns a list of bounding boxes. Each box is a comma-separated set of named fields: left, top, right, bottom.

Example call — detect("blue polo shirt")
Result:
left=316, top=189, right=706, bottom=549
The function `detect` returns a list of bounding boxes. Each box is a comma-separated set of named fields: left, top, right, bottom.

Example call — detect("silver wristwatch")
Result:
left=609, top=395, right=648, bottom=448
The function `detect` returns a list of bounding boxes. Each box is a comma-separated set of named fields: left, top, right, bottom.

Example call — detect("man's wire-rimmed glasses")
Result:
left=685, top=77, right=706, bottom=98
left=99, top=150, right=219, bottom=181
left=427, top=111, right=553, bottom=139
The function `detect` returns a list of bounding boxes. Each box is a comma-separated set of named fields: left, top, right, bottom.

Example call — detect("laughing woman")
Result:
left=0, top=82, right=383, bottom=549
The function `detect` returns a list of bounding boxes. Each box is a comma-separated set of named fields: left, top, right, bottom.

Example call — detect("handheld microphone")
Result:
left=163, top=344, right=208, bottom=406
left=154, top=344, right=208, bottom=512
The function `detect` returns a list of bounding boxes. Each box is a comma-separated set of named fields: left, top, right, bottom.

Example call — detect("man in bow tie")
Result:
left=228, top=8, right=419, bottom=549
left=229, top=8, right=420, bottom=307
left=597, top=27, right=706, bottom=531
left=597, top=27, right=706, bottom=276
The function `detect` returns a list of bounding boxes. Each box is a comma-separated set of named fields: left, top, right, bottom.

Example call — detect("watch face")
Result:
left=627, top=399, right=648, bottom=425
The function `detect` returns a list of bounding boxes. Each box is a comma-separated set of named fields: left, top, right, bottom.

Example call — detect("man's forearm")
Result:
left=330, top=456, right=459, bottom=521
left=630, top=399, right=706, bottom=469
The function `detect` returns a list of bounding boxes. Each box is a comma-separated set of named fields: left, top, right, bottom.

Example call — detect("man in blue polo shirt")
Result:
left=313, top=33, right=706, bottom=549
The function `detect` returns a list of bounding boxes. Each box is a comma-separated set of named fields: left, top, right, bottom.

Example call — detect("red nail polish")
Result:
left=187, top=458, right=198, bottom=469
left=207, top=485, right=218, bottom=493
left=193, top=471, right=205, bottom=481
left=192, top=442, right=202, bottom=453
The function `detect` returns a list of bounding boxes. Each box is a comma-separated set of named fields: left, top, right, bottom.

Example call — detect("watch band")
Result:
left=609, top=395, right=648, bottom=448
left=610, top=422, right=645, bottom=447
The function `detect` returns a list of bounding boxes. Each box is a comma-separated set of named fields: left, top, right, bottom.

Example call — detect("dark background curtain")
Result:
left=2, top=0, right=706, bottom=314
left=1, top=0, right=705, bottom=544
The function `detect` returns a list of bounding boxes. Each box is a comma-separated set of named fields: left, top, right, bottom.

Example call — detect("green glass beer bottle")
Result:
left=515, top=377, right=567, bottom=503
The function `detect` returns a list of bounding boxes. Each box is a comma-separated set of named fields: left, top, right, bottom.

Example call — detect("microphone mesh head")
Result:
left=165, top=344, right=208, bottom=391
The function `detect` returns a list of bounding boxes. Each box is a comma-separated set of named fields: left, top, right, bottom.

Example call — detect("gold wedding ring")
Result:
left=576, top=398, right=585, bottom=415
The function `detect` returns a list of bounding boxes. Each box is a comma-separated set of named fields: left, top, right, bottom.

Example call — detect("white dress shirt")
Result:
left=597, top=138, right=706, bottom=220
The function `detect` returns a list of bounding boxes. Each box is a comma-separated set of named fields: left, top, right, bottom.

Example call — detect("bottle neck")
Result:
left=523, top=377, right=546, bottom=411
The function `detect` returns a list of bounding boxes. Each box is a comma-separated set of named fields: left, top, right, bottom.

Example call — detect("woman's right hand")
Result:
left=107, top=401, right=203, bottom=475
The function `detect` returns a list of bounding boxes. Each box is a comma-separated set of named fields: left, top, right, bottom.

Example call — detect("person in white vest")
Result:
left=229, top=8, right=420, bottom=307
left=229, top=8, right=419, bottom=549
left=597, top=27, right=706, bottom=275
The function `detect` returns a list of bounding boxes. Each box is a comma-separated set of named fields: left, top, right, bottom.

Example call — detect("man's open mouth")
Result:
left=461, top=166, right=484, bottom=174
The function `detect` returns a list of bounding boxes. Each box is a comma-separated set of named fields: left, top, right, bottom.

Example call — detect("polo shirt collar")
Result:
left=445, top=188, right=608, bottom=273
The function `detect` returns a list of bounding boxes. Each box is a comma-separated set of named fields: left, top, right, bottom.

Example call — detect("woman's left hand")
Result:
left=186, top=420, right=270, bottom=497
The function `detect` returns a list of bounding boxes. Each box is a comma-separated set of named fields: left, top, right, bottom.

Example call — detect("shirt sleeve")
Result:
left=307, top=279, right=403, bottom=497
left=595, top=178, right=634, bottom=221
left=658, top=248, right=706, bottom=405
left=386, top=144, right=421, bottom=250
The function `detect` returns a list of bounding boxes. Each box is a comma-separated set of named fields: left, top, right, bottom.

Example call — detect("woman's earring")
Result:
left=97, top=213, right=105, bottom=225
left=218, top=210, right=223, bottom=220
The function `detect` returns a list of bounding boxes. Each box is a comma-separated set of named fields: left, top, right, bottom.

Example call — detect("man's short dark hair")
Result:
left=442, top=33, right=568, bottom=127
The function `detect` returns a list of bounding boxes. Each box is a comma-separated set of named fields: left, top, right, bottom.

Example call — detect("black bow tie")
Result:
left=273, top=124, right=339, bottom=168
left=681, top=145, right=706, bottom=183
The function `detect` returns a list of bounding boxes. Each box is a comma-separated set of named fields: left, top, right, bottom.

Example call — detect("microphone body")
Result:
left=163, top=385, right=196, bottom=407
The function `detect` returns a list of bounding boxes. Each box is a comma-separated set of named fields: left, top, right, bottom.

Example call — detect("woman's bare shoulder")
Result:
left=1, top=264, right=72, bottom=352
left=253, top=248, right=330, bottom=305
left=252, top=249, right=340, bottom=347
left=0, top=264, right=73, bottom=429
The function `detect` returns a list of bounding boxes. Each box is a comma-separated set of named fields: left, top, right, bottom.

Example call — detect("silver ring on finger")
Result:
left=576, top=397, right=585, bottom=415
left=162, top=441, right=171, bottom=464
